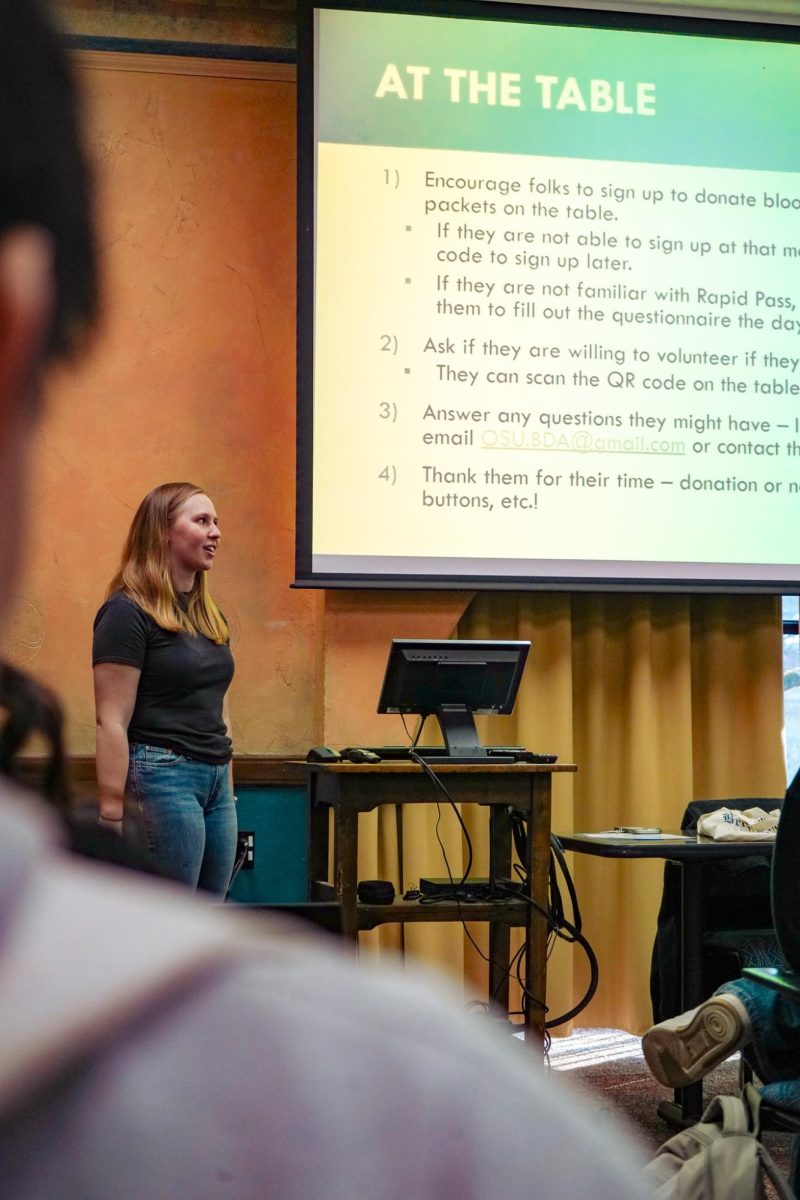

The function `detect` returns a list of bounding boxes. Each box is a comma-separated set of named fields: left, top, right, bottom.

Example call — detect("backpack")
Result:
left=642, top=1084, right=796, bottom=1199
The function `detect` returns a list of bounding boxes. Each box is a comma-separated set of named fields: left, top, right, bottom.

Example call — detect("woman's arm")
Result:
left=222, top=692, right=234, bottom=798
left=93, top=662, right=141, bottom=826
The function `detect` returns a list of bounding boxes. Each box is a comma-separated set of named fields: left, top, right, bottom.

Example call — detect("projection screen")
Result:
left=296, top=0, right=800, bottom=591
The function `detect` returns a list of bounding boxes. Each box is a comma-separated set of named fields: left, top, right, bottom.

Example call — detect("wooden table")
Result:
left=290, top=759, right=575, bottom=1036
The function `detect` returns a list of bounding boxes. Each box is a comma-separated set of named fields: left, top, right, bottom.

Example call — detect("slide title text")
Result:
left=375, top=65, right=657, bottom=115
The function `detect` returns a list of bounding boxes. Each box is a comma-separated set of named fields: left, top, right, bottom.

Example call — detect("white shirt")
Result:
left=0, top=786, right=650, bottom=1200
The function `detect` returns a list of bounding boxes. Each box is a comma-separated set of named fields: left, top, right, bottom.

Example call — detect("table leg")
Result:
left=525, top=776, right=551, bottom=1037
left=657, top=860, right=705, bottom=1127
left=489, top=805, right=512, bottom=1014
left=334, top=801, right=359, bottom=941
left=308, top=790, right=330, bottom=901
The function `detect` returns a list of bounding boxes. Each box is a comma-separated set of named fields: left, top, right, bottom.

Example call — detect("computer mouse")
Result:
left=306, top=746, right=342, bottom=762
left=341, top=747, right=381, bottom=763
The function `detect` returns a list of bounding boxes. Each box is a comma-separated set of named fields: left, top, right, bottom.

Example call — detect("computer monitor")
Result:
left=376, top=639, right=530, bottom=759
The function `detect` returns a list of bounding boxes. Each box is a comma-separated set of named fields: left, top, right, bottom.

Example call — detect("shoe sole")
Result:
left=642, top=1001, right=744, bottom=1088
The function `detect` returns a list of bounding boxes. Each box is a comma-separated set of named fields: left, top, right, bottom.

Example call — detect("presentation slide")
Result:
left=298, top=2, right=800, bottom=589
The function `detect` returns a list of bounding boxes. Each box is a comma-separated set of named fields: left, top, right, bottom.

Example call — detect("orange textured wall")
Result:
left=2, top=53, right=471, bottom=757
left=4, top=56, right=319, bottom=754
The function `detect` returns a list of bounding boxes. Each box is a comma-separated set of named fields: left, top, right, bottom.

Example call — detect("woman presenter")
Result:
left=93, top=482, right=237, bottom=894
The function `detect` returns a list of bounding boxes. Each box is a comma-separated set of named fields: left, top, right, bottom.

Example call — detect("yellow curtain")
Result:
left=358, top=591, right=785, bottom=1034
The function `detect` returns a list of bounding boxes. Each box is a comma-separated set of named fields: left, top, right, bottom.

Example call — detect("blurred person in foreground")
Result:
left=0, top=4, right=651, bottom=1197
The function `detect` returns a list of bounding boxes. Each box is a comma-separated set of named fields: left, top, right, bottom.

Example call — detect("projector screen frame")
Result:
left=296, top=0, right=800, bottom=594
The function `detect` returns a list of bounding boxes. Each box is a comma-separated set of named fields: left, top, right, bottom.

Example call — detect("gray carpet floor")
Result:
left=547, top=1027, right=794, bottom=1178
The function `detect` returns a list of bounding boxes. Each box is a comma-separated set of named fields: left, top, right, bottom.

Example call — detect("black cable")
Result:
left=225, top=835, right=249, bottom=897
left=406, top=713, right=425, bottom=751
left=403, top=740, right=590, bottom=1033
left=410, top=749, right=474, bottom=889
left=408, top=748, right=517, bottom=976
left=507, top=814, right=600, bottom=1029
left=550, top=834, right=583, bottom=936
left=511, top=939, right=553, bottom=1054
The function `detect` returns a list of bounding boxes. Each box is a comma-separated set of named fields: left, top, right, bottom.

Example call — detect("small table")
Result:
left=291, top=759, right=575, bottom=1036
left=556, top=831, right=774, bottom=1125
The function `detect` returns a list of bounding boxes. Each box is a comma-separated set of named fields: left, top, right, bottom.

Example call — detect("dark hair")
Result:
left=0, top=662, right=69, bottom=811
left=0, top=2, right=98, bottom=812
left=0, top=661, right=166, bottom=878
left=0, top=0, right=98, bottom=361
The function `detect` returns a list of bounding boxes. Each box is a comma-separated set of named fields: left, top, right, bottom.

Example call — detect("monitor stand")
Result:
left=427, top=704, right=516, bottom=763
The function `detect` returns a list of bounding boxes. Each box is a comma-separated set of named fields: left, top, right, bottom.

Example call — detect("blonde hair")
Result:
left=107, top=482, right=229, bottom=644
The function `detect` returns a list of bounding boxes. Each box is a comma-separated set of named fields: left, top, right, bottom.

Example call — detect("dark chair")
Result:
left=741, top=770, right=800, bottom=1190
left=650, top=797, right=783, bottom=1024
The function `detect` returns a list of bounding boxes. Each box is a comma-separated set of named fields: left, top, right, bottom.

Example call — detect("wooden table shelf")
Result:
left=357, top=896, right=529, bottom=929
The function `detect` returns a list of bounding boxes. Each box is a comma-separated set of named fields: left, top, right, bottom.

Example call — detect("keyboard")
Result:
left=355, top=746, right=557, bottom=765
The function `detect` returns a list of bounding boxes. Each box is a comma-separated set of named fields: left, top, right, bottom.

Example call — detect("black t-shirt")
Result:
left=92, top=592, right=234, bottom=764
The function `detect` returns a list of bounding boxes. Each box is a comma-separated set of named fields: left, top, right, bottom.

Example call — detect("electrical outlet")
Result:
left=238, top=830, right=255, bottom=870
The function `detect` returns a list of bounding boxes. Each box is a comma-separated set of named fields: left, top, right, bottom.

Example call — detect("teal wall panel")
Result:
left=227, top=785, right=308, bottom=904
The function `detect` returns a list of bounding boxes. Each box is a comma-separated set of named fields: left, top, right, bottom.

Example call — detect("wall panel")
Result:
left=3, top=56, right=321, bottom=756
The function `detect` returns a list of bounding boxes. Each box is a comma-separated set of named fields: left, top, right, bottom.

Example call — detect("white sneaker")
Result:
left=642, top=994, right=751, bottom=1088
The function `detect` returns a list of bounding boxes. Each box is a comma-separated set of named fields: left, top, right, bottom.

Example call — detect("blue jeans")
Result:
left=718, top=976, right=800, bottom=1191
left=125, top=744, right=237, bottom=895
left=722, top=975, right=800, bottom=1084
